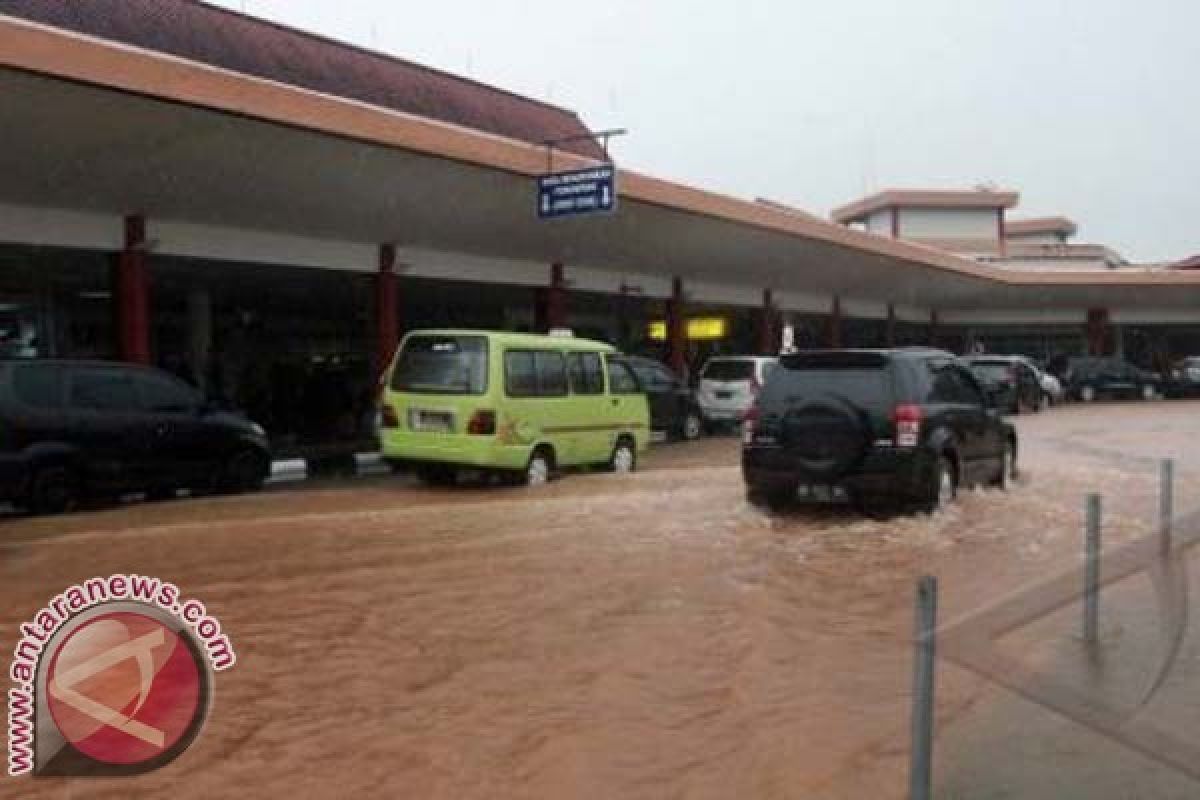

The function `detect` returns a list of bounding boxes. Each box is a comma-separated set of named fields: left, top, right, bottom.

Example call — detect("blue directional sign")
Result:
left=537, top=165, right=617, bottom=219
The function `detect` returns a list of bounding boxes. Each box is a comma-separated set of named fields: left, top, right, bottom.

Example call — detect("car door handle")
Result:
left=611, top=398, right=620, bottom=406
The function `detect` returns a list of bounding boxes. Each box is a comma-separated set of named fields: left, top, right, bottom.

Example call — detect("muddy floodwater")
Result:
left=3, top=403, right=1198, bottom=799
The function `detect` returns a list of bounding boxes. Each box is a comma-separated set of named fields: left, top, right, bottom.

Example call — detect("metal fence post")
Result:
left=1084, top=493, right=1102, bottom=645
left=1160, top=459, right=1174, bottom=556
left=910, top=575, right=938, bottom=800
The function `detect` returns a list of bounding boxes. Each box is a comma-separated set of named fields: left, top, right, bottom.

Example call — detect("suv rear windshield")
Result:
left=701, top=360, right=755, bottom=381
left=392, top=335, right=488, bottom=395
left=765, top=352, right=893, bottom=414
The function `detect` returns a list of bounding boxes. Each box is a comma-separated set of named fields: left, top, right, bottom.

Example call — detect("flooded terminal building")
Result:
left=1, top=0, right=1198, bottom=452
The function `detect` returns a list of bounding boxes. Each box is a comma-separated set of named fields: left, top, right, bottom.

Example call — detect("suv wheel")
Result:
left=682, top=411, right=703, bottom=441
left=992, top=440, right=1016, bottom=490
left=747, top=485, right=794, bottom=511
left=28, top=465, right=80, bottom=515
left=609, top=438, right=637, bottom=473
left=924, top=456, right=957, bottom=512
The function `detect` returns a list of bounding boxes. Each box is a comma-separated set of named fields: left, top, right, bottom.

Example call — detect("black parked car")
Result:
left=964, top=355, right=1045, bottom=413
left=1062, top=357, right=1161, bottom=402
left=616, top=356, right=704, bottom=440
left=0, top=360, right=271, bottom=514
left=743, top=349, right=1016, bottom=512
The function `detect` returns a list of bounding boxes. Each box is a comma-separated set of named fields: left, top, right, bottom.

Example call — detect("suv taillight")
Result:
left=467, top=409, right=496, bottom=436
left=380, top=404, right=400, bottom=429
left=893, top=404, right=922, bottom=448
left=742, top=404, right=760, bottom=445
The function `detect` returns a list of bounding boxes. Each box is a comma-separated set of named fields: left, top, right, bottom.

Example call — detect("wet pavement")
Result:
left=2, top=401, right=1199, bottom=799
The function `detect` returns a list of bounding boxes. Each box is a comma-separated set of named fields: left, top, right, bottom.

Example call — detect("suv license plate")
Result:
left=409, top=410, right=454, bottom=432
left=797, top=484, right=848, bottom=503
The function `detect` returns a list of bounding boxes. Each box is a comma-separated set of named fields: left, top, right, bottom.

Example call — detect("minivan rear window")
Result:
left=701, top=360, right=755, bottom=381
left=392, top=335, right=488, bottom=395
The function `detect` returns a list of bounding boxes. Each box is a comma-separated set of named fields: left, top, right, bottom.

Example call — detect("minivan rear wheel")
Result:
left=524, top=447, right=554, bottom=486
left=609, top=438, right=637, bottom=473
left=27, top=465, right=80, bottom=515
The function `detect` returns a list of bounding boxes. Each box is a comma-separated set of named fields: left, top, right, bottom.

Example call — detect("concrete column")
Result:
left=757, top=288, right=778, bottom=355
left=376, top=244, right=399, bottom=376
left=115, top=214, right=151, bottom=364
left=187, top=287, right=212, bottom=391
left=828, top=295, right=842, bottom=349
left=666, top=277, right=687, bottom=376
left=533, top=263, right=568, bottom=333
left=886, top=303, right=897, bottom=347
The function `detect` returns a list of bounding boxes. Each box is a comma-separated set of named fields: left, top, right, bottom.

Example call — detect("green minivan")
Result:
left=379, top=330, right=650, bottom=485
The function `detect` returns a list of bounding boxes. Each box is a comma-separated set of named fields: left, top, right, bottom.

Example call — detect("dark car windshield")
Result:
left=391, top=335, right=488, bottom=395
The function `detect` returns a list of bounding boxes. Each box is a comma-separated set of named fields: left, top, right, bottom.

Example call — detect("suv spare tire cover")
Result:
left=780, top=398, right=871, bottom=479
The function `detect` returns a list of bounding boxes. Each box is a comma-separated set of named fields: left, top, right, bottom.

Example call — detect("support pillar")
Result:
left=886, top=303, right=897, bottom=347
left=534, top=263, right=568, bottom=332
left=187, top=288, right=212, bottom=391
left=757, top=288, right=779, bottom=355
left=1086, top=308, right=1112, bottom=356
left=376, top=244, right=399, bottom=377
left=666, top=277, right=687, bottom=376
left=828, top=295, right=842, bottom=349
left=115, top=214, right=151, bottom=364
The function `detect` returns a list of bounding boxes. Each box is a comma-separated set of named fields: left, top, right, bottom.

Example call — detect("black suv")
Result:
left=1062, top=357, right=1160, bottom=402
left=0, top=360, right=271, bottom=514
left=616, top=355, right=704, bottom=441
left=742, top=349, right=1017, bottom=512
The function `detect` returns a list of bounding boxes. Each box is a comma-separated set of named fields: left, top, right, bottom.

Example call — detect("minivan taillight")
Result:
left=380, top=404, right=400, bottom=429
left=742, top=404, right=760, bottom=445
left=467, top=409, right=496, bottom=436
left=893, top=404, right=922, bottom=448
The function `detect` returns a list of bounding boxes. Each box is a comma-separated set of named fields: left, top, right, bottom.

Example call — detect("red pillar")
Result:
left=757, top=288, right=778, bottom=355
left=828, top=295, right=842, bottom=349
left=376, top=244, right=399, bottom=376
left=666, top=277, right=687, bottom=375
left=534, top=263, right=568, bottom=332
left=886, top=303, right=897, bottom=347
left=1086, top=308, right=1112, bottom=356
left=116, top=214, right=150, bottom=364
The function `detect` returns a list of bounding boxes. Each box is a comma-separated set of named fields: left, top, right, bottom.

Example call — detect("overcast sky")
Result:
left=215, top=0, right=1199, bottom=262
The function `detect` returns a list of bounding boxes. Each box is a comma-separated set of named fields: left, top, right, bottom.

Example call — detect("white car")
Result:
left=695, top=356, right=777, bottom=429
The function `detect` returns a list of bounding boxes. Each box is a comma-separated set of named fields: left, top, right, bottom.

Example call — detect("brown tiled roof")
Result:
left=1006, top=216, right=1078, bottom=237
left=831, top=189, right=1019, bottom=224
left=0, top=0, right=606, bottom=159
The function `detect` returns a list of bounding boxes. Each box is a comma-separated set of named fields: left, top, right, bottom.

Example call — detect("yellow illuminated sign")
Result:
left=647, top=317, right=728, bottom=341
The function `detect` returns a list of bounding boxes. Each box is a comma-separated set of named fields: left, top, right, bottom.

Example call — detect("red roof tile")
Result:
left=0, top=0, right=605, bottom=158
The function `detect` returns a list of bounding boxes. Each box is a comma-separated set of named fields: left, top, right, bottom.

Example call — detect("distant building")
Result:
left=831, top=190, right=1128, bottom=271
